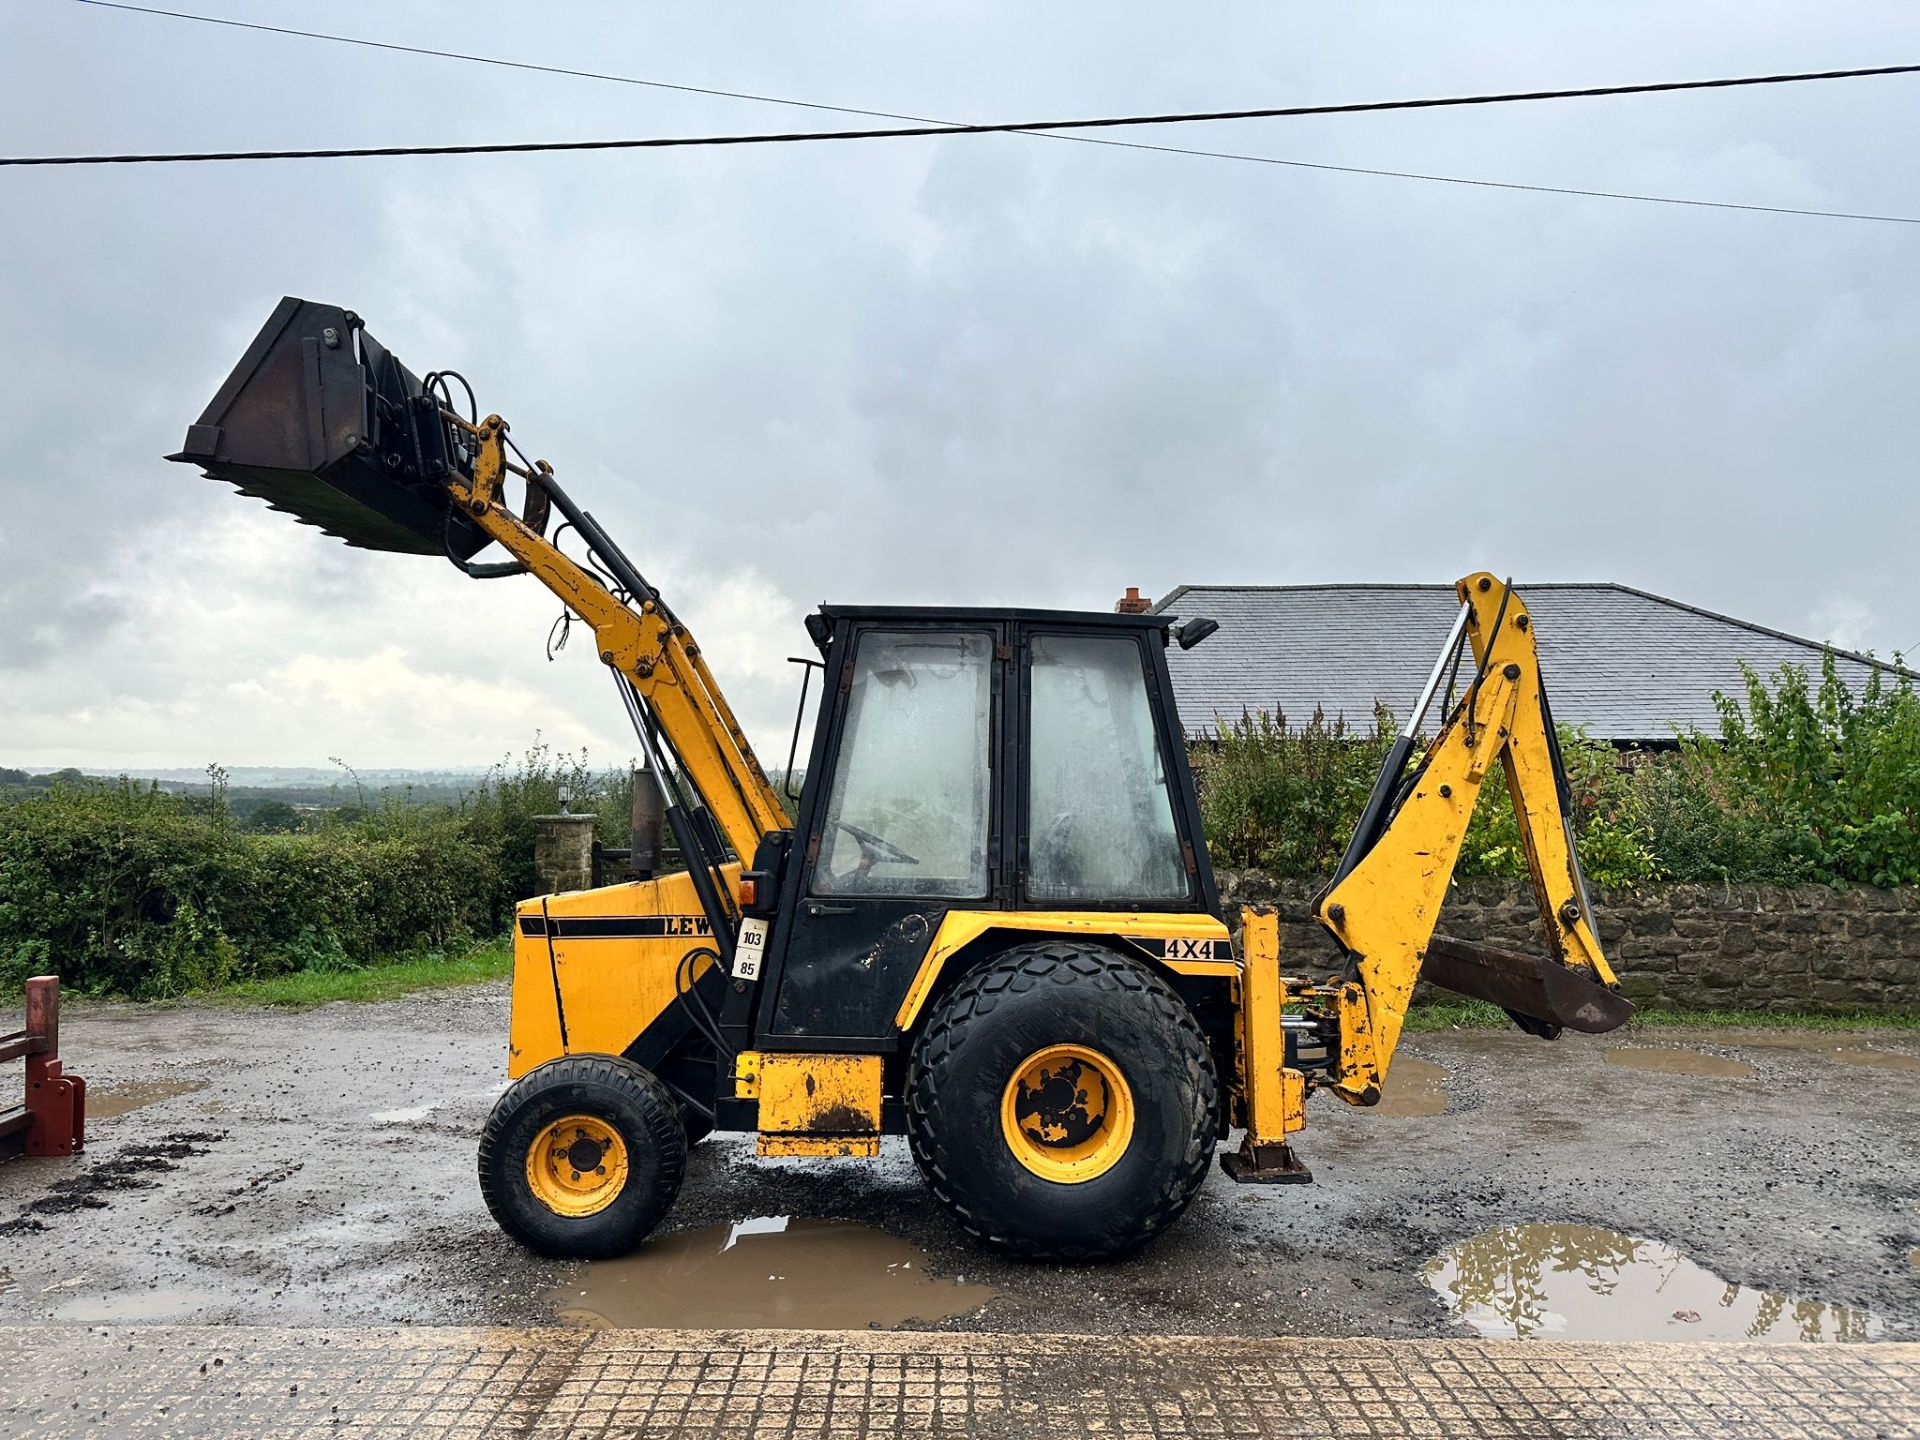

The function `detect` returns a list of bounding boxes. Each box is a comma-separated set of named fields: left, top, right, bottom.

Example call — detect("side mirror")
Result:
left=1176, top=616, right=1219, bottom=650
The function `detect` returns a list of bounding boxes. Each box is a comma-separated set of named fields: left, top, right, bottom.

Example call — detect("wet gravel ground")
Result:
left=0, top=980, right=1914, bottom=1339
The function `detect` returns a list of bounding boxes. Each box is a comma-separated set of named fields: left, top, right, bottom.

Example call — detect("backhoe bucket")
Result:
left=168, top=296, right=488, bottom=560
left=1423, top=935, right=1634, bottom=1035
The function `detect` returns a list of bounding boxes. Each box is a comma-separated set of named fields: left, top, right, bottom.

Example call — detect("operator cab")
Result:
left=745, top=607, right=1219, bottom=1049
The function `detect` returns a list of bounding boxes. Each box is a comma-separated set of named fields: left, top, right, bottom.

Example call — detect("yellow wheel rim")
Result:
left=1000, top=1043, right=1135, bottom=1184
left=525, top=1114, right=629, bottom=1218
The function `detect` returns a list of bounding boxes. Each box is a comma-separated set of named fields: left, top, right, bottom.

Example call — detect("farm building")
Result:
left=1141, top=582, right=1908, bottom=744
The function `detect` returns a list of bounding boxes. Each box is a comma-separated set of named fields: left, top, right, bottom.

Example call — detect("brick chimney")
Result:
left=1114, top=586, right=1152, bottom=615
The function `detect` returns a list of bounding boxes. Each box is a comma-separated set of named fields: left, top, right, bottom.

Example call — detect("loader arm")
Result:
left=449, top=413, right=789, bottom=865
left=1222, top=574, right=1631, bottom=1184
left=165, top=297, right=788, bottom=915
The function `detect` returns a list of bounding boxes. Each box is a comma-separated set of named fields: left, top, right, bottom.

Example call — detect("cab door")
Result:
left=758, top=623, right=1005, bottom=1046
left=1016, top=624, right=1202, bottom=911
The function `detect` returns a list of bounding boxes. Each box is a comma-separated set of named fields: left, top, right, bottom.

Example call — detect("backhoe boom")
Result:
left=1224, top=574, right=1631, bottom=1183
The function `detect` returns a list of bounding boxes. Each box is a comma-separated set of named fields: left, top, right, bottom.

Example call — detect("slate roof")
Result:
left=1152, top=582, right=1909, bottom=744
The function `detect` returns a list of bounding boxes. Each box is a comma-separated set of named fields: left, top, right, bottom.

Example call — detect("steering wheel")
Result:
left=833, top=820, right=920, bottom=873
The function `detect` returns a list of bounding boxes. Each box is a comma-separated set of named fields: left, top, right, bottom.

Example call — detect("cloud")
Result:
left=2, top=1, right=1916, bottom=771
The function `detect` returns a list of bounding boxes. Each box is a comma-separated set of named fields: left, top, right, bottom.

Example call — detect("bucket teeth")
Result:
left=166, top=296, right=490, bottom=561
left=1422, top=935, right=1634, bottom=1036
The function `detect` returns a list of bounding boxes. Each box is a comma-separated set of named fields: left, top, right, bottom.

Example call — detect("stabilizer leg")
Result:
left=1225, top=908, right=1314, bottom=1185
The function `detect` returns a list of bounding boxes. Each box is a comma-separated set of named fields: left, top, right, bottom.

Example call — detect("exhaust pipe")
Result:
left=629, top=765, right=664, bottom=879
left=167, top=297, right=489, bottom=560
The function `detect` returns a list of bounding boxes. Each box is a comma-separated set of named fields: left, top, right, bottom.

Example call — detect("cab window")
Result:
left=814, top=630, right=993, bottom=899
left=1027, top=632, right=1187, bottom=904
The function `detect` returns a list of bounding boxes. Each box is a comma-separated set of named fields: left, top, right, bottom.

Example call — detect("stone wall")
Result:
left=1215, top=871, right=1920, bottom=1014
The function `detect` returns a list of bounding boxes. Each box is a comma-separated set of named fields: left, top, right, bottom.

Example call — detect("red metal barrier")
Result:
left=0, top=977, right=85, bottom=1161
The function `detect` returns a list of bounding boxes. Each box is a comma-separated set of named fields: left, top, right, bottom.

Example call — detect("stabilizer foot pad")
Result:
left=1219, top=1140, right=1313, bottom=1185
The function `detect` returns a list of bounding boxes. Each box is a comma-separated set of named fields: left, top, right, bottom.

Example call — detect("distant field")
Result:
left=1, top=764, right=486, bottom=812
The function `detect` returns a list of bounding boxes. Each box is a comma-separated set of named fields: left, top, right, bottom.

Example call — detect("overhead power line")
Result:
left=9, top=61, right=1920, bottom=167
left=14, top=5, right=1920, bottom=227
left=50, top=1, right=1920, bottom=225
left=67, top=1, right=946, bottom=126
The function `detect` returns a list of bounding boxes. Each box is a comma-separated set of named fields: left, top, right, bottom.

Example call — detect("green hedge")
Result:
left=0, top=782, right=500, bottom=998
left=1196, top=654, right=1919, bottom=890
left=0, top=739, right=659, bottom=999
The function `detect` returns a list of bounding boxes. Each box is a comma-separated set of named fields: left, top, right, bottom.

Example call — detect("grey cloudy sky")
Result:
left=3, top=1, right=1916, bottom=771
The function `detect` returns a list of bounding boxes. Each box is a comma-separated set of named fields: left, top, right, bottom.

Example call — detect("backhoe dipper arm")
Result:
left=449, top=413, right=789, bottom=865
left=1313, top=573, right=1621, bottom=1096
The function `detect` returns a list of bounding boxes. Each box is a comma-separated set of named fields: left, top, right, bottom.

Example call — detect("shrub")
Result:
left=0, top=741, right=678, bottom=997
left=8, top=650, right=1909, bottom=999
left=1193, top=706, right=1399, bottom=874
left=1454, top=728, right=1662, bottom=889
left=1192, top=654, right=1915, bottom=891
left=0, top=779, right=495, bottom=998
left=456, top=737, right=640, bottom=919
left=1197, top=707, right=1659, bottom=887
left=1627, top=743, right=1817, bottom=885
left=1640, top=655, right=1920, bottom=886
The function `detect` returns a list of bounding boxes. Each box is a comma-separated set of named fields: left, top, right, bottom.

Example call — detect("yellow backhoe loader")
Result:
left=171, top=299, right=1632, bottom=1260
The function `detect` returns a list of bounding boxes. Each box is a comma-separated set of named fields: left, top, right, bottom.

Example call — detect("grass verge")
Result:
left=209, top=937, right=513, bottom=1008
left=1404, top=999, right=1920, bottom=1032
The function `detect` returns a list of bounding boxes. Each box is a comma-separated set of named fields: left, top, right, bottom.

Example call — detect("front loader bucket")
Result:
left=1423, top=935, right=1634, bottom=1035
left=168, top=296, right=488, bottom=560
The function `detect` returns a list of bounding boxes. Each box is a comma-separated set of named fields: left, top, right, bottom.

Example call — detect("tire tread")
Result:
left=905, top=941, right=1218, bottom=1260
left=478, top=1053, right=687, bottom=1259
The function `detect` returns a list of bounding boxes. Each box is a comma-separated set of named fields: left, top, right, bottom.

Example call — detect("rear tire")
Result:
left=905, top=941, right=1218, bottom=1260
left=479, top=1054, right=687, bottom=1259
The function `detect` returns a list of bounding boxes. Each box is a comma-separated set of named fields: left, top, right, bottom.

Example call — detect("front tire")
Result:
left=905, top=941, right=1218, bottom=1260
left=479, top=1054, right=687, bottom=1259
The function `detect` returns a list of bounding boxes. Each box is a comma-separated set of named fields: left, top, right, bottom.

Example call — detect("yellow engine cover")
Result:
left=507, top=866, right=737, bottom=1078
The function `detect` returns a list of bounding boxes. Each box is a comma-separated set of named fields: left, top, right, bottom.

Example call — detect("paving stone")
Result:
left=1, top=1325, right=1915, bottom=1439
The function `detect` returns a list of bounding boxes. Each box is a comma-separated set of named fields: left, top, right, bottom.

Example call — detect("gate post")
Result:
left=1, top=976, right=85, bottom=1161
left=533, top=814, right=599, bottom=896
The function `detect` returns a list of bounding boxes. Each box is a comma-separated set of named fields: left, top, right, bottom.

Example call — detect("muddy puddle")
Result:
left=546, top=1217, right=999, bottom=1330
left=1604, top=1047, right=1755, bottom=1079
left=1825, top=1047, right=1920, bottom=1072
left=1373, top=1057, right=1447, bottom=1118
left=87, top=1078, right=209, bottom=1119
left=1425, top=1223, right=1881, bottom=1343
left=1735, top=1036, right=1920, bottom=1073
left=49, top=1287, right=225, bottom=1322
